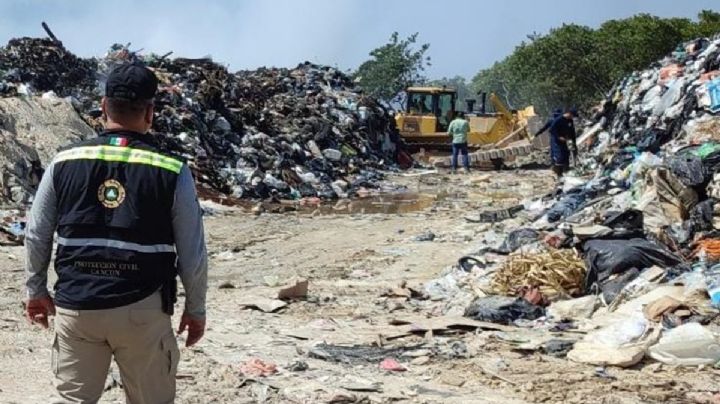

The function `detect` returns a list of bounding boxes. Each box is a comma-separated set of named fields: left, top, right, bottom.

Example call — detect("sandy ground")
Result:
left=1, top=169, right=719, bottom=404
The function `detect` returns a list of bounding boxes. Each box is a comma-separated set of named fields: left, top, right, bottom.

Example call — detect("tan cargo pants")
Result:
left=52, top=292, right=180, bottom=404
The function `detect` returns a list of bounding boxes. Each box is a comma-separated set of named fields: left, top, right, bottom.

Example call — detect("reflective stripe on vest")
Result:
left=55, top=145, right=183, bottom=174
left=58, top=237, right=176, bottom=253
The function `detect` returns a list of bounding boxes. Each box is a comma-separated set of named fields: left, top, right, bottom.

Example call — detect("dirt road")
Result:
left=1, top=170, right=718, bottom=403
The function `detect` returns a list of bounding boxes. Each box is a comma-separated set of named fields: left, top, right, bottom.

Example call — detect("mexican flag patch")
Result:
left=109, top=137, right=129, bottom=147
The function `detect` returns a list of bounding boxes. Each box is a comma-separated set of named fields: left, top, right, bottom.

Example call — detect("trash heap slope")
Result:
left=427, top=35, right=720, bottom=370
left=0, top=38, right=399, bottom=201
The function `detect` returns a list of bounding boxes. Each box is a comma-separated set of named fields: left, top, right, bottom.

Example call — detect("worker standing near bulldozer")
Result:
left=534, top=108, right=562, bottom=138
left=23, top=63, right=208, bottom=403
left=448, top=111, right=470, bottom=173
left=548, top=108, right=579, bottom=178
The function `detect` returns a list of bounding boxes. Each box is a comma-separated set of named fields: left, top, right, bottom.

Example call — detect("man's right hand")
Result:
left=177, top=312, right=206, bottom=347
left=25, top=296, right=55, bottom=328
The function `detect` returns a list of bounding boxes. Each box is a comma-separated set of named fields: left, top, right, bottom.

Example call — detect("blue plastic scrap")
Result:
left=709, top=77, right=720, bottom=113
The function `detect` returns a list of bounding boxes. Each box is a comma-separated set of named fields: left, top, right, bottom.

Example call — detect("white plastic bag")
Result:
left=585, top=313, right=649, bottom=348
left=648, top=323, right=720, bottom=366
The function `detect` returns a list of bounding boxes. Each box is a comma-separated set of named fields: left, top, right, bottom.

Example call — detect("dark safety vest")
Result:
left=52, top=130, right=183, bottom=310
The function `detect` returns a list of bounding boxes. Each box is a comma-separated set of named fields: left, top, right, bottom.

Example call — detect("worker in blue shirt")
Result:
left=534, top=108, right=562, bottom=137
left=548, top=108, right=578, bottom=178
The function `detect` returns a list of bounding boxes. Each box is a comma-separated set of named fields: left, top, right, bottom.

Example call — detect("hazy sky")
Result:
left=0, top=1, right=717, bottom=80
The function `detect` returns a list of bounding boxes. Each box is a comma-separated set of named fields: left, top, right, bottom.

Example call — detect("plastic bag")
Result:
left=648, top=323, right=720, bottom=366
left=585, top=313, right=649, bottom=348
left=464, top=296, right=545, bottom=325
left=668, top=154, right=706, bottom=188
left=583, top=238, right=682, bottom=291
left=653, top=78, right=685, bottom=116
left=425, top=269, right=466, bottom=301
left=547, top=296, right=598, bottom=321
left=637, top=129, right=669, bottom=153
left=601, top=268, right=640, bottom=304
left=676, top=268, right=708, bottom=298
left=493, top=228, right=540, bottom=254
left=602, top=209, right=643, bottom=231
left=568, top=313, right=660, bottom=367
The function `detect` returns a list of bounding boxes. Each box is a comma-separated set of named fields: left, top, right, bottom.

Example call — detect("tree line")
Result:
left=354, top=10, right=720, bottom=116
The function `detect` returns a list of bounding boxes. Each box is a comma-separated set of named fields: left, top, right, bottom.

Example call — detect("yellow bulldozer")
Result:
left=394, top=86, right=544, bottom=167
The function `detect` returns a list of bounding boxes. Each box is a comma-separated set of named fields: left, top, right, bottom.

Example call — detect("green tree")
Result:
left=354, top=32, right=431, bottom=101
left=471, top=11, right=720, bottom=116
left=697, top=9, right=720, bottom=37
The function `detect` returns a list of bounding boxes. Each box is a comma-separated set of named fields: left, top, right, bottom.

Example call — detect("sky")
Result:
left=0, top=0, right=717, bottom=80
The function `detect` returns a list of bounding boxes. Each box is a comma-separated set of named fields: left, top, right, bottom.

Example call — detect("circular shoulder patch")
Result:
left=98, top=179, right=126, bottom=209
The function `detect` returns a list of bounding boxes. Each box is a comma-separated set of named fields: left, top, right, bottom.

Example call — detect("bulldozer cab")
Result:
left=405, top=87, right=456, bottom=132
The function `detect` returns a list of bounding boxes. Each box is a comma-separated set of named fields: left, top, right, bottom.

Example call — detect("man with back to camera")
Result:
left=24, top=63, right=208, bottom=403
left=448, top=111, right=470, bottom=173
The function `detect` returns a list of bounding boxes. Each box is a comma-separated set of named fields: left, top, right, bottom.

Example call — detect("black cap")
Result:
left=105, top=63, right=158, bottom=100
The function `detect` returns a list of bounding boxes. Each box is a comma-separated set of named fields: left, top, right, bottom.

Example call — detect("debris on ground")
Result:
left=309, top=343, right=423, bottom=365
left=277, top=278, right=309, bottom=300
left=379, top=358, right=407, bottom=372
left=464, top=296, right=545, bottom=325
left=239, top=358, right=278, bottom=377
left=0, top=210, right=26, bottom=245
left=491, top=250, right=586, bottom=300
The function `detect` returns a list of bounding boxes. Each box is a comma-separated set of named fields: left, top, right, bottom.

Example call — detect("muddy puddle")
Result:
left=198, top=171, right=535, bottom=216
left=311, top=192, right=440, bottom=214
left=201, top=190, right=456, bottom=215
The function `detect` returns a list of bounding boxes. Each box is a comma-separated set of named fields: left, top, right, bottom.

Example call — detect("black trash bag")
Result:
left=464, top=296, right=545, bottom=325
left=600, top=267, right=640, bottom=304
left=665, top=262, right=693, bottom=281
left=542, top=340, right=576, bottom=358
left=668, top=154, right=706, bottom=188
left=671, top=200, right=717, bottom=245
left=701, top=150, right=720, bottom=174
left=583, top=238, right=682, bottom=291
left=458, top=256, right=485, bottom=272
left=637, top=129, right=670, bottom=153
left=602, top=209, right=643, bottom=231
left=688, top=199, right=715, bottom=232
left=493, top=229, right=540, bottom=254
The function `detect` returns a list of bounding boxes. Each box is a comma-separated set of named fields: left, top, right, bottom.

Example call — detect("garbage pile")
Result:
left=0, top=37, right=97, bottom=98
left=428, top=35, right=720, bottom=369
left=0, top=38, right=400, bottom=201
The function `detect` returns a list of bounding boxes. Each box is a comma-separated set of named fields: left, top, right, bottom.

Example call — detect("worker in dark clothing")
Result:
left=548, top=108, right=578, bottom=178
left=25, top=63, right=208, bottom=403
left=534, top=108, right=562, bottom=137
